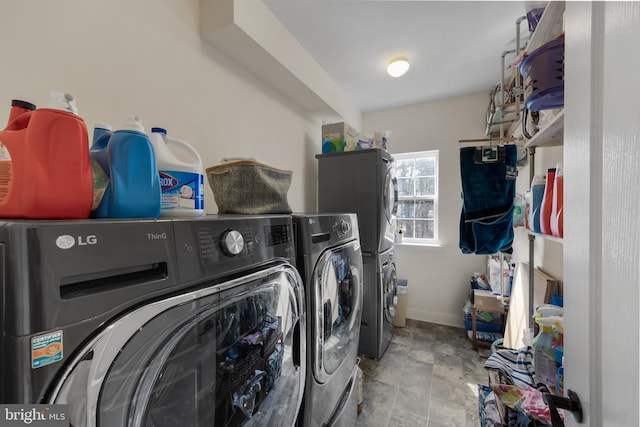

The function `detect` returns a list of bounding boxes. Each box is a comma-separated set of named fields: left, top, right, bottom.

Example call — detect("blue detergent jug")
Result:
left=529, top=175, right=546, bottom=233
left=90, top=116, right=161, bottom=218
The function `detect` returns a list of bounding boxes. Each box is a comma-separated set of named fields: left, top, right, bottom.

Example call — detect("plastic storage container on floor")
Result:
left=393, top=279, right=408, bottom=327
left=0, top=94, right=93, bottom=219
left=150, top=127, right=204, bottom=217
left=90, top=116, right=161, bottom=219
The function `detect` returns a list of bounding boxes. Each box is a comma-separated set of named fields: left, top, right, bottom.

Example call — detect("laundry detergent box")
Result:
left=322, top=121, right=357, bottom=153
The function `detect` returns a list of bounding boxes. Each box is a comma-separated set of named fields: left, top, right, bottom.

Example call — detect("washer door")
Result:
left=383, top=260, right=398, bottom=324
left=312, top=241, right=363, bottom=383
left=48, top=263, right=305, bottom=427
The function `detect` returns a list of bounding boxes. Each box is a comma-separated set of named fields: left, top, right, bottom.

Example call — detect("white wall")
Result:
left=363, top=93, right=489, bottom=327
left=0, top=0, right=321, bottom=213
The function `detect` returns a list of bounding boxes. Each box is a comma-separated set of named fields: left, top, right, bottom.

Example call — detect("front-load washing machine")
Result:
left=293, top=213, right=363, bottom=427
left=359, top=247, right=397, bottom=359
left=0, top=215, right=306, bottom=427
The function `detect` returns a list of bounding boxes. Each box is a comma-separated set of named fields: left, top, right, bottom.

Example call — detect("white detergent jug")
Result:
left=150, top=127, right=204, bottom=217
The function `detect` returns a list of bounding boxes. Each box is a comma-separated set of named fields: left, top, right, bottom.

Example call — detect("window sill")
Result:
left=395, top=242, right=444, bottom=249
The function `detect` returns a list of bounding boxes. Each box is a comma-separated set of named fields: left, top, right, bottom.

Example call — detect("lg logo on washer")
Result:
left=55, top=234, right=97, bottom=249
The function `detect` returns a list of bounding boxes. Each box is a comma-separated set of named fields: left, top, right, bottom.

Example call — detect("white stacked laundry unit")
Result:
left=316, top=149, right=399, bottom=359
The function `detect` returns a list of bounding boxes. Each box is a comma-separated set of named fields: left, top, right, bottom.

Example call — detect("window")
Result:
left=394, top=150, right=439, bottom=244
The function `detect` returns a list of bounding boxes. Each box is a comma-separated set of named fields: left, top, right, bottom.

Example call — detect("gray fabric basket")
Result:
left=206, top=160, right=292, bottom=214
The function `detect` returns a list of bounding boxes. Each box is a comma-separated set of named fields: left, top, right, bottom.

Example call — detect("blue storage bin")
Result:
left=463, top=310, right=503, bottom=333
left=520, top=36, right=565, bottom=111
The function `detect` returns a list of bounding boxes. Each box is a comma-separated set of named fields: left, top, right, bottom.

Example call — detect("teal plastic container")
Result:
left=90, top=117, right=161, bottom=219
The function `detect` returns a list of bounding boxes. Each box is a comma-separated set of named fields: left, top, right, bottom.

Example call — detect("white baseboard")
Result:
left=406, top=308, right=464, bottom=328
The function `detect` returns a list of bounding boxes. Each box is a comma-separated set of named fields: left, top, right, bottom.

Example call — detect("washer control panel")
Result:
left=173, top=216, right=295, bottom=284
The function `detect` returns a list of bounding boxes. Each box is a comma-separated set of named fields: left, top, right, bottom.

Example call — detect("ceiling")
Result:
left=263, top=0, right=531, bottom=113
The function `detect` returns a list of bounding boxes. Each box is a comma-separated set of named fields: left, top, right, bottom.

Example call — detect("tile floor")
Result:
left=356, top=320, right=489, bottom=427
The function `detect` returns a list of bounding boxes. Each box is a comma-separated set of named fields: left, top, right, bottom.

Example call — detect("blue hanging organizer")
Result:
left=459, top=145, right=517, bottom=255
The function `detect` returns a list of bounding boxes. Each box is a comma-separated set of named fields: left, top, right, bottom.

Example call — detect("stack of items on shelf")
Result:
left=519, top=0, right=565, bottom=241
left=524, top=164, right=564, bottom=238
left=321, top=121, right=391, bottom=153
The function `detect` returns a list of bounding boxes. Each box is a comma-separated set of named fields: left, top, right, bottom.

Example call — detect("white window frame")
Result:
left=394, top=150, right=439, bottom=245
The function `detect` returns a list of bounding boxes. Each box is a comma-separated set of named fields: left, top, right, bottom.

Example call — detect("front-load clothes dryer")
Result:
left=293, top=213, right=363, bottom=427
left=0, top=215, right=306, bottom=427
left=359, top=247, right=398, bottom=359
left=316, top=149, right=398, bottom=254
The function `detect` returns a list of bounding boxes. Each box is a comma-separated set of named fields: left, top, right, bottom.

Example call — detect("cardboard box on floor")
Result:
left=473, top=289, right=508, bottom=312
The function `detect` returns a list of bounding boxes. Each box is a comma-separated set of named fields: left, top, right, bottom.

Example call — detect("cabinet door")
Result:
left=564, top=2, right=640, bottom=425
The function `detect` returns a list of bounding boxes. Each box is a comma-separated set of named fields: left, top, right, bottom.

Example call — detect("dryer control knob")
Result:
left=221, top=230, right=244, bottom=256
left=339, top=220, right=350, bottom=235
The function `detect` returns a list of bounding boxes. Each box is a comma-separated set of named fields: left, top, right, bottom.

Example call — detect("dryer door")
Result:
left=382, top=163, right=398, bottom=250
left=312, top=241, right=363, bottom=383
left=48, top=263, right=305, bottom=427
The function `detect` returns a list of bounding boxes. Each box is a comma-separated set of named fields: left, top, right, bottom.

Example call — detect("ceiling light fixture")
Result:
left=387, top=57, right=410, bottom=78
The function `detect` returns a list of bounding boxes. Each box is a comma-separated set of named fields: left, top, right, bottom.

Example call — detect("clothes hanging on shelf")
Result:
left=459, top=145, right=517, bottom=255
left=484, top=346, right=540, bottom=389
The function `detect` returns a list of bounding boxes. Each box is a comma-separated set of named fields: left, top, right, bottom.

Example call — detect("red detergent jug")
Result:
left=0, top=95, right=93, bottom=219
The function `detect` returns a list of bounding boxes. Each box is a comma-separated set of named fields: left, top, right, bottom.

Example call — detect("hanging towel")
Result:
left=459, top=145, right=517, bottom=254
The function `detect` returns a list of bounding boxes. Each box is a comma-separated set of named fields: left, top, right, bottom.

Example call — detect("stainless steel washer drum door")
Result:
left=313, top=241, right=362, bottom=383
left=383, top=261, right=398, bottom=324
left=47, top=263, right=306, bottom=427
